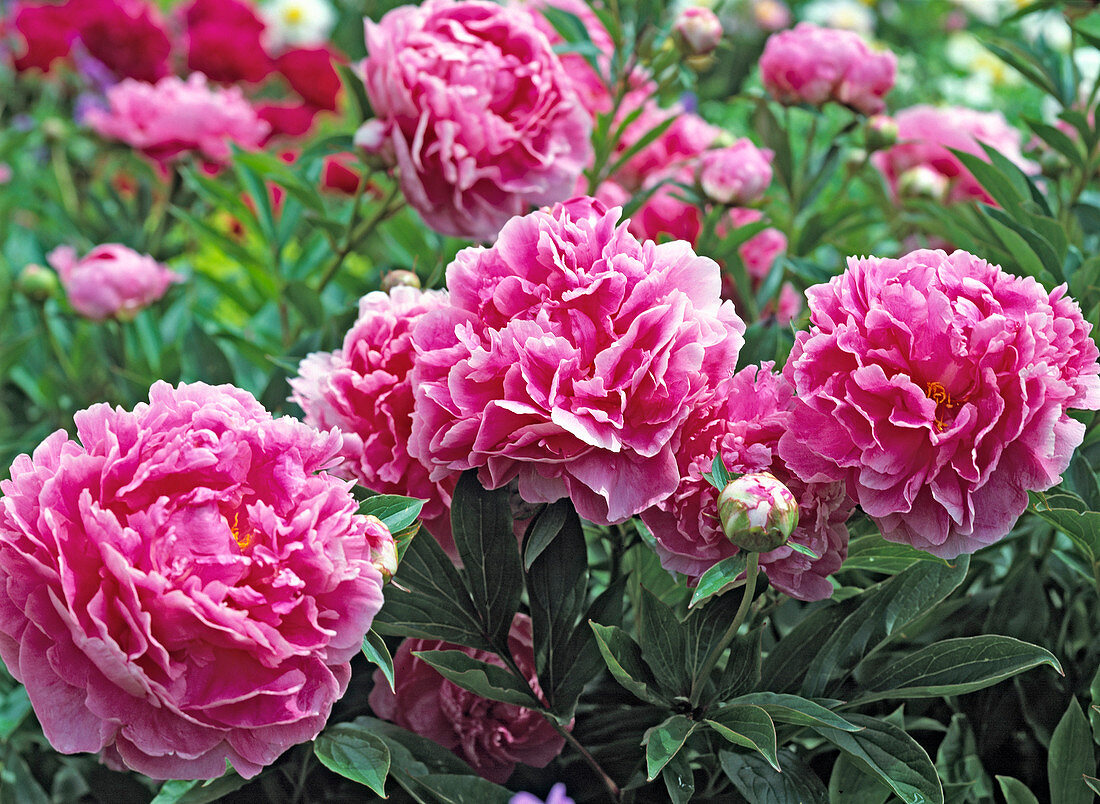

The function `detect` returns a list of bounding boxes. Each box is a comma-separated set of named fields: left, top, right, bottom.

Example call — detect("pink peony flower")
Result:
left=0, top=381, right=393, bottom=779
left=779, top=249, right=1100, bottom=558
left=181, top=0, right=272, bottom=84
left=47, top=244, right=181, bottom=321
left=872, top=105, right=1038, bottom=205
left=84, top=73, right=270, bottom=164
left=698, top=139, right=774, bottom=206
left=758, top=22, right=896, bottom=115
left=368, top=614, right=565, bottom=783
left=642, top=364, right=852, bottom=601
left=725, top=207, right=788, bottom=280
left=9, top=1, right=74, bottom=72
left=275, top=46, right=341, bottom=111
left=409, top=197, right=745, bottom=525
left=360, top=0, right=592, bottom=241
left=290, top=287, right=459, bottom=554
left=524, top=0, right=617, bottom=116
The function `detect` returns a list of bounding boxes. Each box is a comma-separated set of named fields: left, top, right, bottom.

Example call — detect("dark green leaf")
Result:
left=662, top=748, right=695, bottom=804
left=451, top=471, right=522, bottom=649
left=0, top=748, right=52, bottom=804
left=1049, top=697, right=1096, bottom=804
left=715, top=626, right=763, bottom=701
left=336, top=61, right=373, bottom=123
left=590, top=622, right=668, bottom=705
left=729, top=692, right=860, bottom=732
left=414, top=649, right=537, bottom=707
left=313, top=723, right=391, bottom=796
left=1084, top=776, right=1100, bottom=796
left=0, top=686, right=30, bottom=741
left=762, top=598, right=860, bottom=694
left=523, top=500, right=566, bottom=569
left=689, top=554, right=748, bottom=608
left=360, top=495, right=426, bottom=536
left=643, top=715, right=696, bottom=781
left=800, top=556, right=970, bottom=698
left=638, top=587, right=689, bottom=696
left=707, top=705, right=780, bottom=771
left=842, top=534, right=950, bottom=574
left=721, top=749, right=828, bottom=804
left=704, top=452, right=733, bottom=491
left=858, top=636, right=1062, bottom=702
left=362, top=630, right=395, bottom=693
left=829, top=754, right=891, bottom=804
left=1030, top=491, right=1100, bottom=562
left=996, top=776, right=1041, bottom=804
left=813, top=713, right=943, bottom=804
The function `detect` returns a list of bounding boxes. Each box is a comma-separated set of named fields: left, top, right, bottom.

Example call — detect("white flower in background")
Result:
left=800, top=0, right=874, bottom=35
left=941, top=31, right=1021, bottom=107
left=261, top=0, right=336, bottom=49
left=1020, top=10, right=1072, bottom=52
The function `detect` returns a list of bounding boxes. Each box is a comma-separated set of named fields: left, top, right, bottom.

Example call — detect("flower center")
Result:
left=229, top=512, right=253, bottom=550
left=283, top=6, right=305, bottom=25
left=925, top=381, right=956, bottom=432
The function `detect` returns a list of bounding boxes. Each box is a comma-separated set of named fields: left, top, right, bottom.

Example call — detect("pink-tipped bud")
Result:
left=717, top=472, right=799, bottom=552
left=381, top=270, right=421, bottom=292
left=864, top=115, right=898, bottom=152
left=897, top=165, right=949, bottom=203
left=698, top=139, right=774, bottom=206
left=365, top=515, right=399, bottom=583
left=354, top=118, right=395, bottom=167
left=674, top=7, right=723, bottom=56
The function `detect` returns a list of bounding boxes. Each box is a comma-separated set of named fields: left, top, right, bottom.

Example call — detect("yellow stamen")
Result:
left=230, top=513, right=252, bottom=550
left=284, top=6, right=305, bottom=24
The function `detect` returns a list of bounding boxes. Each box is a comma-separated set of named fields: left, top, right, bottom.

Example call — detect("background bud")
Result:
left=698, top=139, right=774, bottom=206
left=381, top=269, right=421, bottom=292
left=864, top=115, right=898, bottom=152
left=897, top=165, right=949, bottom=202
left=16, top=264, right=60, bottom=302
left=717, top=472, right=799, bottom=552
left=674, top=7, right=723, bottom=57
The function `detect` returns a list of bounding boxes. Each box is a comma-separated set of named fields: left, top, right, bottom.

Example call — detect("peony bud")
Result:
left=864, top=115, right=898, bottom=152
left=698, top=139, right=774, bottom=206
left=897, top=165, right=949, bottom=203
left=717, top=472, right=799, bottom=552
left=353, top=118, right=395, bottom=168
left=366, top=515, right=399, bottom=583
left=381, top=269, right=421, bottom=292
left=16, top=263, right=60, bottom=302
left=674, top=7, right=723, bottom=56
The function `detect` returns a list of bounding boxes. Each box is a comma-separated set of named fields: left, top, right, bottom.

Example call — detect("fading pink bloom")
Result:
left=47, top=244, right=181, bottom=320
left=361, top=0, right=591, bottom=241
left=726, top=207, right=787, bottom=279
left=774, top=281, right=802, bottom=325
left=410, top=197, right=745, bottom=525
left=780, top=249, right=1100, bottom=558
left=759, top=22, right=896, bottom=115
left=698, top=139, right=774, bottom=206
left=872, top=105, right=1037, bottom=205
left=674, top=7, right=723, bottom=56
left=642, top=364, right=852, bottom=601
left=0, top=382, right=392, bottom=779
left=369, top=614, right=565, bottom=783
left=85, top=73, right=269, bottom=164
left=290, top=287, right=459, bottom=554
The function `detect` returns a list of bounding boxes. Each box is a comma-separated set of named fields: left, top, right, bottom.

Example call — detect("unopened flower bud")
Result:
left=753, top=0, right=791, bottom=31
left=897, top=165, right=949, bottom=203
left=698, top=139, right=774, bottom=206
left=864, top=115, right=898, bottom=152
left=717, top=472, right=799, bottom=552
left=366, top=515, right=399, bottom=583
left=41, top=118, right=66, bottom=142
left=16, top=263, right=60, bottom=302
left=381, top=270, right=421, bottom=292
left=674, top=7, right=723, bottom=57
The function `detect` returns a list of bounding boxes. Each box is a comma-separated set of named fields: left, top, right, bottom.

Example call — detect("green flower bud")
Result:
left=717, top=471, right=799, bottom=552
left=16, top=263, right=60, bottom=302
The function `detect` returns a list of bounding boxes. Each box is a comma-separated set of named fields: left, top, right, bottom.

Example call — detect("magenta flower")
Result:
left=409, top=197, right=745, bottom=525
left=84, top=73, right=269, bottom=164
left=698, top=139, right=774, bottom=206
left=290, top=287, right=459, bottom=554
left=641, top=364, right=852, bottom=602
left=0, top=382, right=393, bottom=779
left=758, top=23, right=896, bottom=115
left=360, top=0, right=591, bottom=241
left=511, top=784, right=575, bottom=804
left=779, top=249, right=1100, bottom=558
left=368, top=614, right=565, bottom=783
left=872, top=105, right=1037, bottom=206
left=47, top=244, right=181, bottom=321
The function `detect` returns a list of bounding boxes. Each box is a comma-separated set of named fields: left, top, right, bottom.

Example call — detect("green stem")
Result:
left=541, top=713, right=622, bottom=801
left=36, top=304, right=77, bottom=385
left=689, top=552, right=760, bottom=706
left=143, top=169, right=182, bottom=256
left=314, top=184, right=404, bottom=294
left=50, top=143, right=79, bottom=222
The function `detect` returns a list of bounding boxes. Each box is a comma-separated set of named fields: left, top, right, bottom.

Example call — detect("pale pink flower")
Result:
left=84, top=73, right=269, bottom=164
left=361, top=0, right=591, bottom=241
left=775, top=281, right=803, bottom=325
left=0, top=382, right=392, bottom=779
left=369, top=614, right=565, bottom=783
left=47, top=244, right=181, bottom=320
left=410, top=197, right=745, bottom=525
left=780, top=249, right=1100, bottom=558
left=759, top=22, right=896, bottom=115
left=642, top=364, right=852, bottom=601
left=726, top=207, right=787, bottom=279
left=290, top=287, right=459, bottom=554
left=698, top=139, right=774, bottom=206
left=872, top=105, right=1038, bottom=205
left=674, top=7, right=723, bottom=56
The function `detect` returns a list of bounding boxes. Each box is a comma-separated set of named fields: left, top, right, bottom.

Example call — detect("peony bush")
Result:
left=2, top=0, right=1100, bottom=801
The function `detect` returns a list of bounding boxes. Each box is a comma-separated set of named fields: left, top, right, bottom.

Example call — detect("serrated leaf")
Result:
left=1049, top=697, right=1096, bottom=804
left=722, top=749, right=829, bottom=804
left=590, top=622, right=668, bottom=705
left=707, top=705, right=780, bottom=771
left=689, top=554, right=748, bottom=608
left=996, top=776, right=1041, bottom=804
left=728, top=692, right=860, bottom=732
left=451, top=471, right=522, bottom=650
left=313, top=723, right=391, bottom=797
left=858, top=636, right=1062, bottom=702
left=363, top=630, right=395, bottom=692
left=813, top=714, right=943, bottom=804
left=413, top=649, right=537, bottom=707
left=643, top=715, right=696, bottom=781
